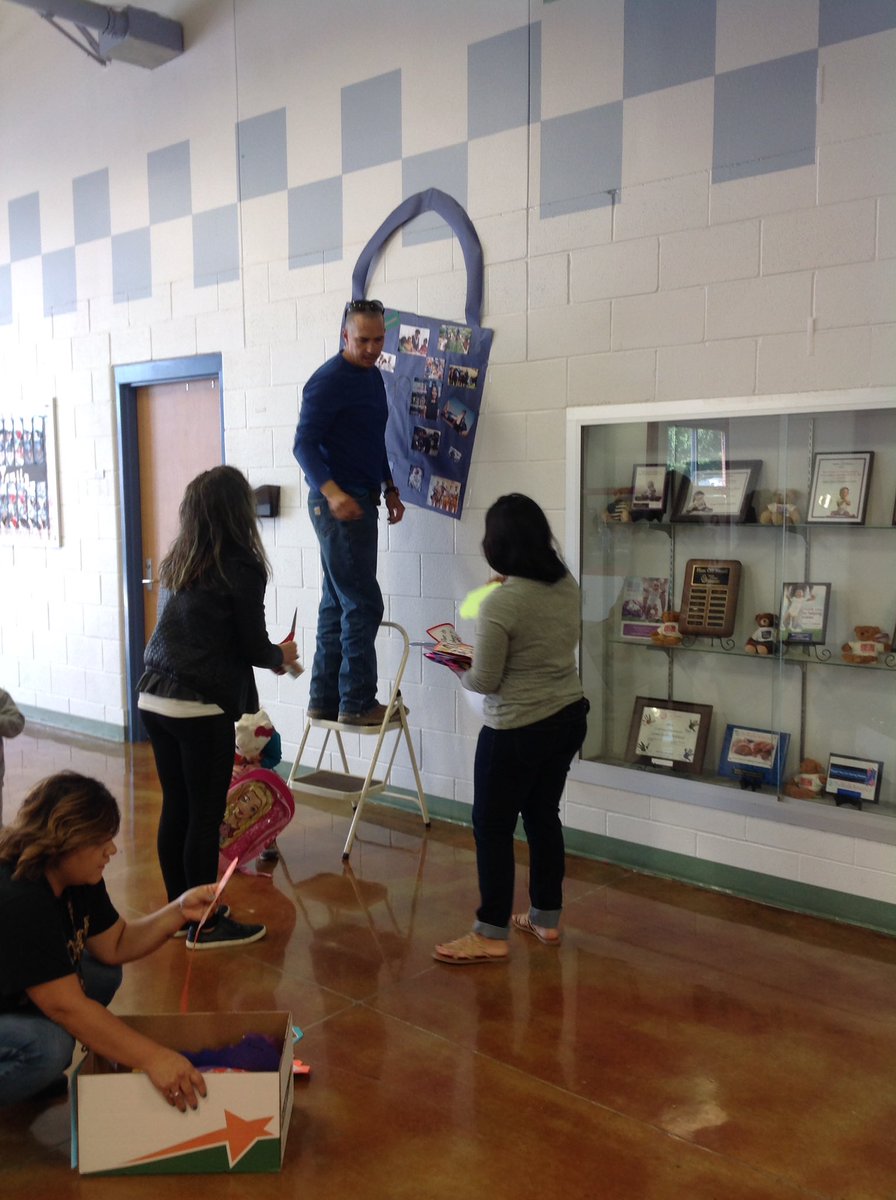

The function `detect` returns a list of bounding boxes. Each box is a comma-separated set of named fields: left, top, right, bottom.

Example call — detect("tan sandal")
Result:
left=512, top=913, right=562, bottom=945
left=433, top=931, right=509, bottom=965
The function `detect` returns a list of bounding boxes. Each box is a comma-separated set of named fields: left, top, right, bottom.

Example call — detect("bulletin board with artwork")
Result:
left=0, top=399, right=60, bottom=545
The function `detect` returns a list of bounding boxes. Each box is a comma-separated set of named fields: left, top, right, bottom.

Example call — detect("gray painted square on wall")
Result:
left=237, top=109, right=288, bottom=201
left=73, top=169, right=111, bottom=245
left=401, top=145, right=468, bottom=246
left=713, top=50, right=818, bottom=184
left=468, top=23, right=541, bottom=140
left=819, top=0, right=896, bottom=46
left=193, top=205, right=240, bottom=287
left=148, top=142, right=192, bottom=224
left=540, top=102, right=623, bottom=219
left=288, top=177, right=343, bottom=269
left=9, top=193, right=41, bottom=261
left=623, top=0, right=716, bottom=98
left=341, top=70, right=402, bottom=174
left=112, top=227, right=152, bottom=302
left=42, top=248, right=77, bottom=316
left=0, top=265, right=11, bottom=324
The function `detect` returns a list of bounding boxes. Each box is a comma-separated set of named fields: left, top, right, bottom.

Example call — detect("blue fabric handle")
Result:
left=351, top=188, right=485, bottom=327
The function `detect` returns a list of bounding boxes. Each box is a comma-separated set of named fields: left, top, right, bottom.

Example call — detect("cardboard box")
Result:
left=71, top=1011, right=294, bottom=1176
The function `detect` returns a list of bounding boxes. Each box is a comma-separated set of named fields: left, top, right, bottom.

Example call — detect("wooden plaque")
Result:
left=679, top=559, right=742, bottom=637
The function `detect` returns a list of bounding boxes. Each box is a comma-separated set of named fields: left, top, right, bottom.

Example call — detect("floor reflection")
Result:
left=2, top=729, right=895, bottom=1199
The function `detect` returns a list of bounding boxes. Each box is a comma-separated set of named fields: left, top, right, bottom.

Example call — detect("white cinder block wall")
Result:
left=0, top=1, right=893, bottom=917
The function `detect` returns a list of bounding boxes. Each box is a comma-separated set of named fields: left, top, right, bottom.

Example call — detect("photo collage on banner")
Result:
left=378, top=306, right=492, bottom=520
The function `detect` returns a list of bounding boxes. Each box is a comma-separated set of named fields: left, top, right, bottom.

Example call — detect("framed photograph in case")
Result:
left=825, top=754, right=883, bottom=807
left=807, top=451, right=873, bottom=524
left=718, top=724, right=791, bottom=790
left=672, top=460, right=760, bottom=525
left=778, top=582, right=831, bottom=645
left=619, top=576, right=669, bottom=640
left=625, top=697, right=713, bottom=775
left=629, top=464, right=671, bottom=521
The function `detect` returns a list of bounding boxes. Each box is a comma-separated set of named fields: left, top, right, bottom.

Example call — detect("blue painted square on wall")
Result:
left=148, top=142, right=192, bottom=224
left=468, top=23, right=541, bottom=140
left=9, top=193, right=41, bottom=261
left=342, top=71, right=402, bottom=174
left=236, top=109, right=288, bottom=201
left=193, top=205, right=240, bottom=287
left=713, top=50, right=818, bottom=185
left=819, top=0, right=896, bottom=46
left=112, top=228, right=152, bottom=302
left=0, top=265, right=11, bottom=325
left=288, top=177, right=343, bottom=269
left=401, top=146, right=468, bottom=245
left=73, top=169, right=111, bottom=244
left=42, top=248, right=77, bottom=316
left=540, top=102, right=623, bottom=219
left=623, top=0, right=716, bottom=98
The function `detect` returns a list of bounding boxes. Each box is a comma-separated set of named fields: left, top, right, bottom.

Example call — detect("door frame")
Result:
left=115, top=354, right=224, bottom=741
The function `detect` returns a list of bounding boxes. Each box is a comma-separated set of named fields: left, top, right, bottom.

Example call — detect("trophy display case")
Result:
left=568, top=389, right=895, bottom=830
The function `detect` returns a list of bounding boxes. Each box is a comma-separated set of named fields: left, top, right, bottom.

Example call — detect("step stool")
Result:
left=286, top=621, right=431, bottom=859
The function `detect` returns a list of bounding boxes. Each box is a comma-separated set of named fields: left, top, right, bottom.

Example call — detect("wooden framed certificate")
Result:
left=625, top=697, right=713, bottom=775
left=679, top=559, right=742, bottom=638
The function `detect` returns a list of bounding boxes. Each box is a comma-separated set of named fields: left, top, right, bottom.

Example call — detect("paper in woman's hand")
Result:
left=424, top=622, right=473, bottom=670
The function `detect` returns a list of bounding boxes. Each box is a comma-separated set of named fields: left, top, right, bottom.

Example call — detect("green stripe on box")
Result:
left=87, top=1140, right=282, bottom=1176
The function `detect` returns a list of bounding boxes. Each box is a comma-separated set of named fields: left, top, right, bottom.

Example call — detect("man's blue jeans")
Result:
left=0, top=952, right=122, bottom=1106
left=308, top=491, right=384, bottom=716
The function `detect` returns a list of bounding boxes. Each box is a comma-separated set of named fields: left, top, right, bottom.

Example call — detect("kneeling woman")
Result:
left=0, top=771, right=216, bottom=1108
left=434, top=494, right=588, bottom=964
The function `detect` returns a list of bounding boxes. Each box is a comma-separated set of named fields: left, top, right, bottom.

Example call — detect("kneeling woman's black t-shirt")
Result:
left=0, top=864, right=118, bottom=1013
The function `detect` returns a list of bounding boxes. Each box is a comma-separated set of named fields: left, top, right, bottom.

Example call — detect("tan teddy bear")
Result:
left=782, top=758, right=827, bottom=799
left=759, top=489, right=801, bottom=526
left=745, top=612, right=777, bottom=654
left=841, top=626, right=892, bottom=664
left=650, top=611, right=682, bottom=646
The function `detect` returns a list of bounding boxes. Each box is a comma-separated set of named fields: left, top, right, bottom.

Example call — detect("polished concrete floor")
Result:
left=2, top=724, right=895, bottom=1199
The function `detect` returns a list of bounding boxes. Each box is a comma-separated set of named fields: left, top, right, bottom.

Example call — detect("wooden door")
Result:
left=137, top=379, right=222, bottom=641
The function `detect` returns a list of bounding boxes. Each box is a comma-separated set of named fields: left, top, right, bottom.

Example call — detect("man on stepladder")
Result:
left=293, top=299, right=406, bottom=726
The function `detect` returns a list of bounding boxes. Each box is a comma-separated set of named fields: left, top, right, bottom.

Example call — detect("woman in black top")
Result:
left=138, top=466, right=298, bottom=950
left=0, top=772, right=213, bottom=1108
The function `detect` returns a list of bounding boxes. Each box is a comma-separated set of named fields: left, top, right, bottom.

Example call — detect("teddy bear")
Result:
left=759, top=489, right=801, bottom=526
left=650, top=611, right=683, bottom=646
left=745, top=612, right=778, bottom=655
left=782, top=758, right=827, bottom=799
left=601, top=488, right=633, bottom=523
left=841, top=626, right=892, bottom=664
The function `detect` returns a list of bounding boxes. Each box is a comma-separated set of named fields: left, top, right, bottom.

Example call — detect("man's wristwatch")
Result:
left=384, top=486, right=399, bottom=497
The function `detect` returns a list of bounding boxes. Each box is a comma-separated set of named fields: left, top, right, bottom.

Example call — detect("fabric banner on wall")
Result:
left=350, top=189, right=493, bottom=521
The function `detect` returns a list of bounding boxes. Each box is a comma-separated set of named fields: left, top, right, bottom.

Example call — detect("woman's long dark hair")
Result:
left=160, top=465, right=270, bottom=591
left=481, top=493, right=567, bottom=583
left=0, top=771, right=120, bottom=882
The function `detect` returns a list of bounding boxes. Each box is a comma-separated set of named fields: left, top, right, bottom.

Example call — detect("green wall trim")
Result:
left=561, top=828, right=896, bottom=937
left=285, top=769, right=896, bottom=937
left=21, top=706, right=126, bottom=744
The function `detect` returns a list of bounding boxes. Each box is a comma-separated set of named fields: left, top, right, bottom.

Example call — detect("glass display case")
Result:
left=567, top=390, right=895, bottom=834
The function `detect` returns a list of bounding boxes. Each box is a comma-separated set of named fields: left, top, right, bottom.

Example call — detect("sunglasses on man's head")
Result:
left=345, top=299, right=385, bottom=314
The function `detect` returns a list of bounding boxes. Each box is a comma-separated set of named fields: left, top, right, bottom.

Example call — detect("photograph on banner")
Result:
left=398, top=324, right=430, bottom=355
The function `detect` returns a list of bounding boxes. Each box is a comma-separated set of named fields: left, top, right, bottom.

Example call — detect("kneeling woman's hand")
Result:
left=146, top=1046, right=208, bottom=1111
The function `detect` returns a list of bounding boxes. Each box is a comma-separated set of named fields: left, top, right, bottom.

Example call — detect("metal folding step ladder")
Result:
left=286, top=621, right=430, bottom=859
